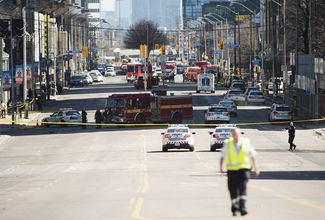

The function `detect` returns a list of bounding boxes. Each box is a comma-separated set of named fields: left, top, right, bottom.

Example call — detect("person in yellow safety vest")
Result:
left=219, top=128, right=260, bottom=216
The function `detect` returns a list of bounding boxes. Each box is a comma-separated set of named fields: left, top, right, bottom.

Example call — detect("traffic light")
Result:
left=161, top=45, right=166, bottom=56
left=219, top=39, right=224, bottom=51
left=82, top=46, right=89, bottom=58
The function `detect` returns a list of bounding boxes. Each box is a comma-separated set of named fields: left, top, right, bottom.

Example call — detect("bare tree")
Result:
left=286, top=0, right=325, bottom=56
left=124, top=20, right=168, bottom=52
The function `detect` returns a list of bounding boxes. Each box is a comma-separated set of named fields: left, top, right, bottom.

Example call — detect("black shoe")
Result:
left=241, top=210, right=248, bottom=216
left=232, top=212, right=237, bottom=216
left=294, top=145, right=296, bottom=150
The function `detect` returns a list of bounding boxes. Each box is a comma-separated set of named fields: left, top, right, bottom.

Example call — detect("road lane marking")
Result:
left=276, top=194, right=325, bottom=212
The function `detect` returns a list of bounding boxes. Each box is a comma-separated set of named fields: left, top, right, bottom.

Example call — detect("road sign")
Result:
left=252, top=59, right=261, bottom=65
left=228, top=44, right=241, bottom=49
left=215, top=50, right=222, bottom=55
left=66, top=50, right=82, bottom=54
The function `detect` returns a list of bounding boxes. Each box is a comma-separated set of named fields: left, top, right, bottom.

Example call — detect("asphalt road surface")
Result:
left=1, top=76, right=325, bottom=220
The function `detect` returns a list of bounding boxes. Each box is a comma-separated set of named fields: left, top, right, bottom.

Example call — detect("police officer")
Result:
left=286, top=122, right=296, bottom=150
left=219, top=128, right=259, bottom=216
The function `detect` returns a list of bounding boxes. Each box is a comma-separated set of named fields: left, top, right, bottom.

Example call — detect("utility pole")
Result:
left=22, top=6, right=27, bottom=102
left=9, top=19, right=15, bottom=125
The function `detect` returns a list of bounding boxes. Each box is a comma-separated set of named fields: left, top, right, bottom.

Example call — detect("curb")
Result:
left=315, top=130, right=324, bottom=136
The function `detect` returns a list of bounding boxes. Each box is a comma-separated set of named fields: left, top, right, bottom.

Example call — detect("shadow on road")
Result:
left=252, top=170, right=325, bottom=180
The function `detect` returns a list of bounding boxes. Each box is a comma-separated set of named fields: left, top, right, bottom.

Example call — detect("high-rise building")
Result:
left=132, top=0, right=181, bottom=29
left=88, top=0, right=101, bottom=25
left=115, top=0, right=132, bottom=28
left=183, top=0, right=212, bottom=25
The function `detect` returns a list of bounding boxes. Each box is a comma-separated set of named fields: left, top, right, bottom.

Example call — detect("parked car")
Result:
left=41, top=109, right=81, bottom=127
left=205, top=105, right=230, bottom=124
left=224, top=89, right=245, bottom=102
left=89, top=71, right=104, bottom=82
left=268, top=104, right=293, bottom=121
left=70, top=75, right=88, bottom=87
left=246, top=90, right=265, bottom=104
left=105, top=68, right=116, bottom=77
left=218, top=100, right=238, bottom=116
left=161, top=124, right=195, bottom=152
left=209, top=125, right=236, bottom=151
left=82, top=73, right=93, bottom=84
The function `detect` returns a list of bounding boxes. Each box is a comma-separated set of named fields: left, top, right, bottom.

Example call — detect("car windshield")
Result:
left=250, top=92, right=263, bottom=96
left=219, top=101, right=233, bottom=106
left=215, top=128, right=233, bottom=133
left=209, top=108, right=227, bottom=112
left=71, top=76, right=84, bottom=80
left=167, top=128, right=189, bottom=133
left=106, top=98, right=126, bottom=108
left=229, top=91, right=242, bottom=95
left=276, top=106, right=290, bottom=111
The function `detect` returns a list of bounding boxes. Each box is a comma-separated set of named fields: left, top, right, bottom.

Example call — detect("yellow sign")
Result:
left=82, top=46, right=89, bottom=58
left=235, top=15, right=251, bottom=22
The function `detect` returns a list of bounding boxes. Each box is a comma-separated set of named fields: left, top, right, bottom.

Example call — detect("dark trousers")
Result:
left=0, top=110, right=5, bottom=118
left=288, top=136, right=296, bottom=150
left=227, top=169, right=250, bottom=214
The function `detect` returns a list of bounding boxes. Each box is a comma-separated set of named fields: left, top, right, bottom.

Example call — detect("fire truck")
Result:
left=105, top=93, right=193, bottom=123
left=126, top=63, right=143, bottom=82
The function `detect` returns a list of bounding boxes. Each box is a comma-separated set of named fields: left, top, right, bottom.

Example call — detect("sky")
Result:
left=102, top=0, right=116, bottom=11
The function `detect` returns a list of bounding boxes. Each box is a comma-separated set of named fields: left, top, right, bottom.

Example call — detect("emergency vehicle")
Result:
left=196, top=73, right=215, bottom=93
left=209, top=124, right=236, bottom=151
left=194, top=61, right=210, bottom=71
left=105, top=93, right=193, bottom=123
left=186, top=66, right=201, bottom=81
left=126, top=63, right=154, bottom=82
left=204, top=65, right=223, bottom=82
left=161, top=124, right=196, bottom=152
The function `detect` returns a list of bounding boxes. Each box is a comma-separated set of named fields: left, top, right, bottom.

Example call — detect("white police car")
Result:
left=41, top=108, right=82, bottom=127
left=209, top=125, right=236, bottom=151
left=161, top=124, right=195, bottom=152
left=205, top=105, right=230, bottom=123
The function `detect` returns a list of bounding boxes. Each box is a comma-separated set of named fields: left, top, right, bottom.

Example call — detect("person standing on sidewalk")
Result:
left=220, top=128, right=259, bottom=217
left=0, top=101, right=6, bottom=118
left=81, top=110, right=87, bottom=129
left=95, top=109, right=103, bottom=129
left=286, top=122, right=296, bottom=150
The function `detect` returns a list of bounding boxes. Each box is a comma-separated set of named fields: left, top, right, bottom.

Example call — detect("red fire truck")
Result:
left=194, top=61, right=210, bottom=71
left=126, top=63, right=143, bottom=82
left=105, top=93, right=193, bottom=123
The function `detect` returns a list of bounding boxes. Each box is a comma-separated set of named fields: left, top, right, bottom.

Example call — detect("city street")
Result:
left=0, top=77, right=325, bottom=220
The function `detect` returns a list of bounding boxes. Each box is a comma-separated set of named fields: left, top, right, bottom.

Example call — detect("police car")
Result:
left=41, top=108, right=82, bottom=127
left=205, top=105, right=230, bottom=123
left=209, top=124, right=236, bottom=151
left=161, top=124, right=195, bottom=152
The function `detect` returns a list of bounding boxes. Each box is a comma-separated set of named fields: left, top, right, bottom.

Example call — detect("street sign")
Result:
left=228, top=44, right=241, bottom=49
left=252, top=59, right=261, bottom=65
left=215, top=50, right=222, bottom=55
left=66, top=50, right=82, bottom=54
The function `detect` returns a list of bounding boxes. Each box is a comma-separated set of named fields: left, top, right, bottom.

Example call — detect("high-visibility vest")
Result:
left=224, top=137, right=251, bottom=171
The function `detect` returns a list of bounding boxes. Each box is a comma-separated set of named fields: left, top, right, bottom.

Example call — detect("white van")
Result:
left=196, top=73, right=215, bottom=93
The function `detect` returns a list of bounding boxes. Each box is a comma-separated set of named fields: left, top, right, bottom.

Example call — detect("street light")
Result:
left=197, top=18, right=208, bottom=59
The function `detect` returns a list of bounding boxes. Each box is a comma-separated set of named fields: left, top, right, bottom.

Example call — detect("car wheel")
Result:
left=162, top=146, right=168, bottom=152
left=171, top=112, right=183, bottom=124
left=189, top=146, right=195, bottom=152
left=135, top=114, right=145, bottom=124
left=196, top=90, right=200, bottom=93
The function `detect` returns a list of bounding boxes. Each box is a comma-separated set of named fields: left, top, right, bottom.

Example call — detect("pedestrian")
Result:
left=286, top=122, right=296, bottom=150
left=0, top=101, right=6, bottom=118
left=81, top=109, right=87, bottom=129
left=95, top=109, right=103, bottom=129
left=220, top=128, right=259, bottom=217
left=102, top=108, right=110, bottom=126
